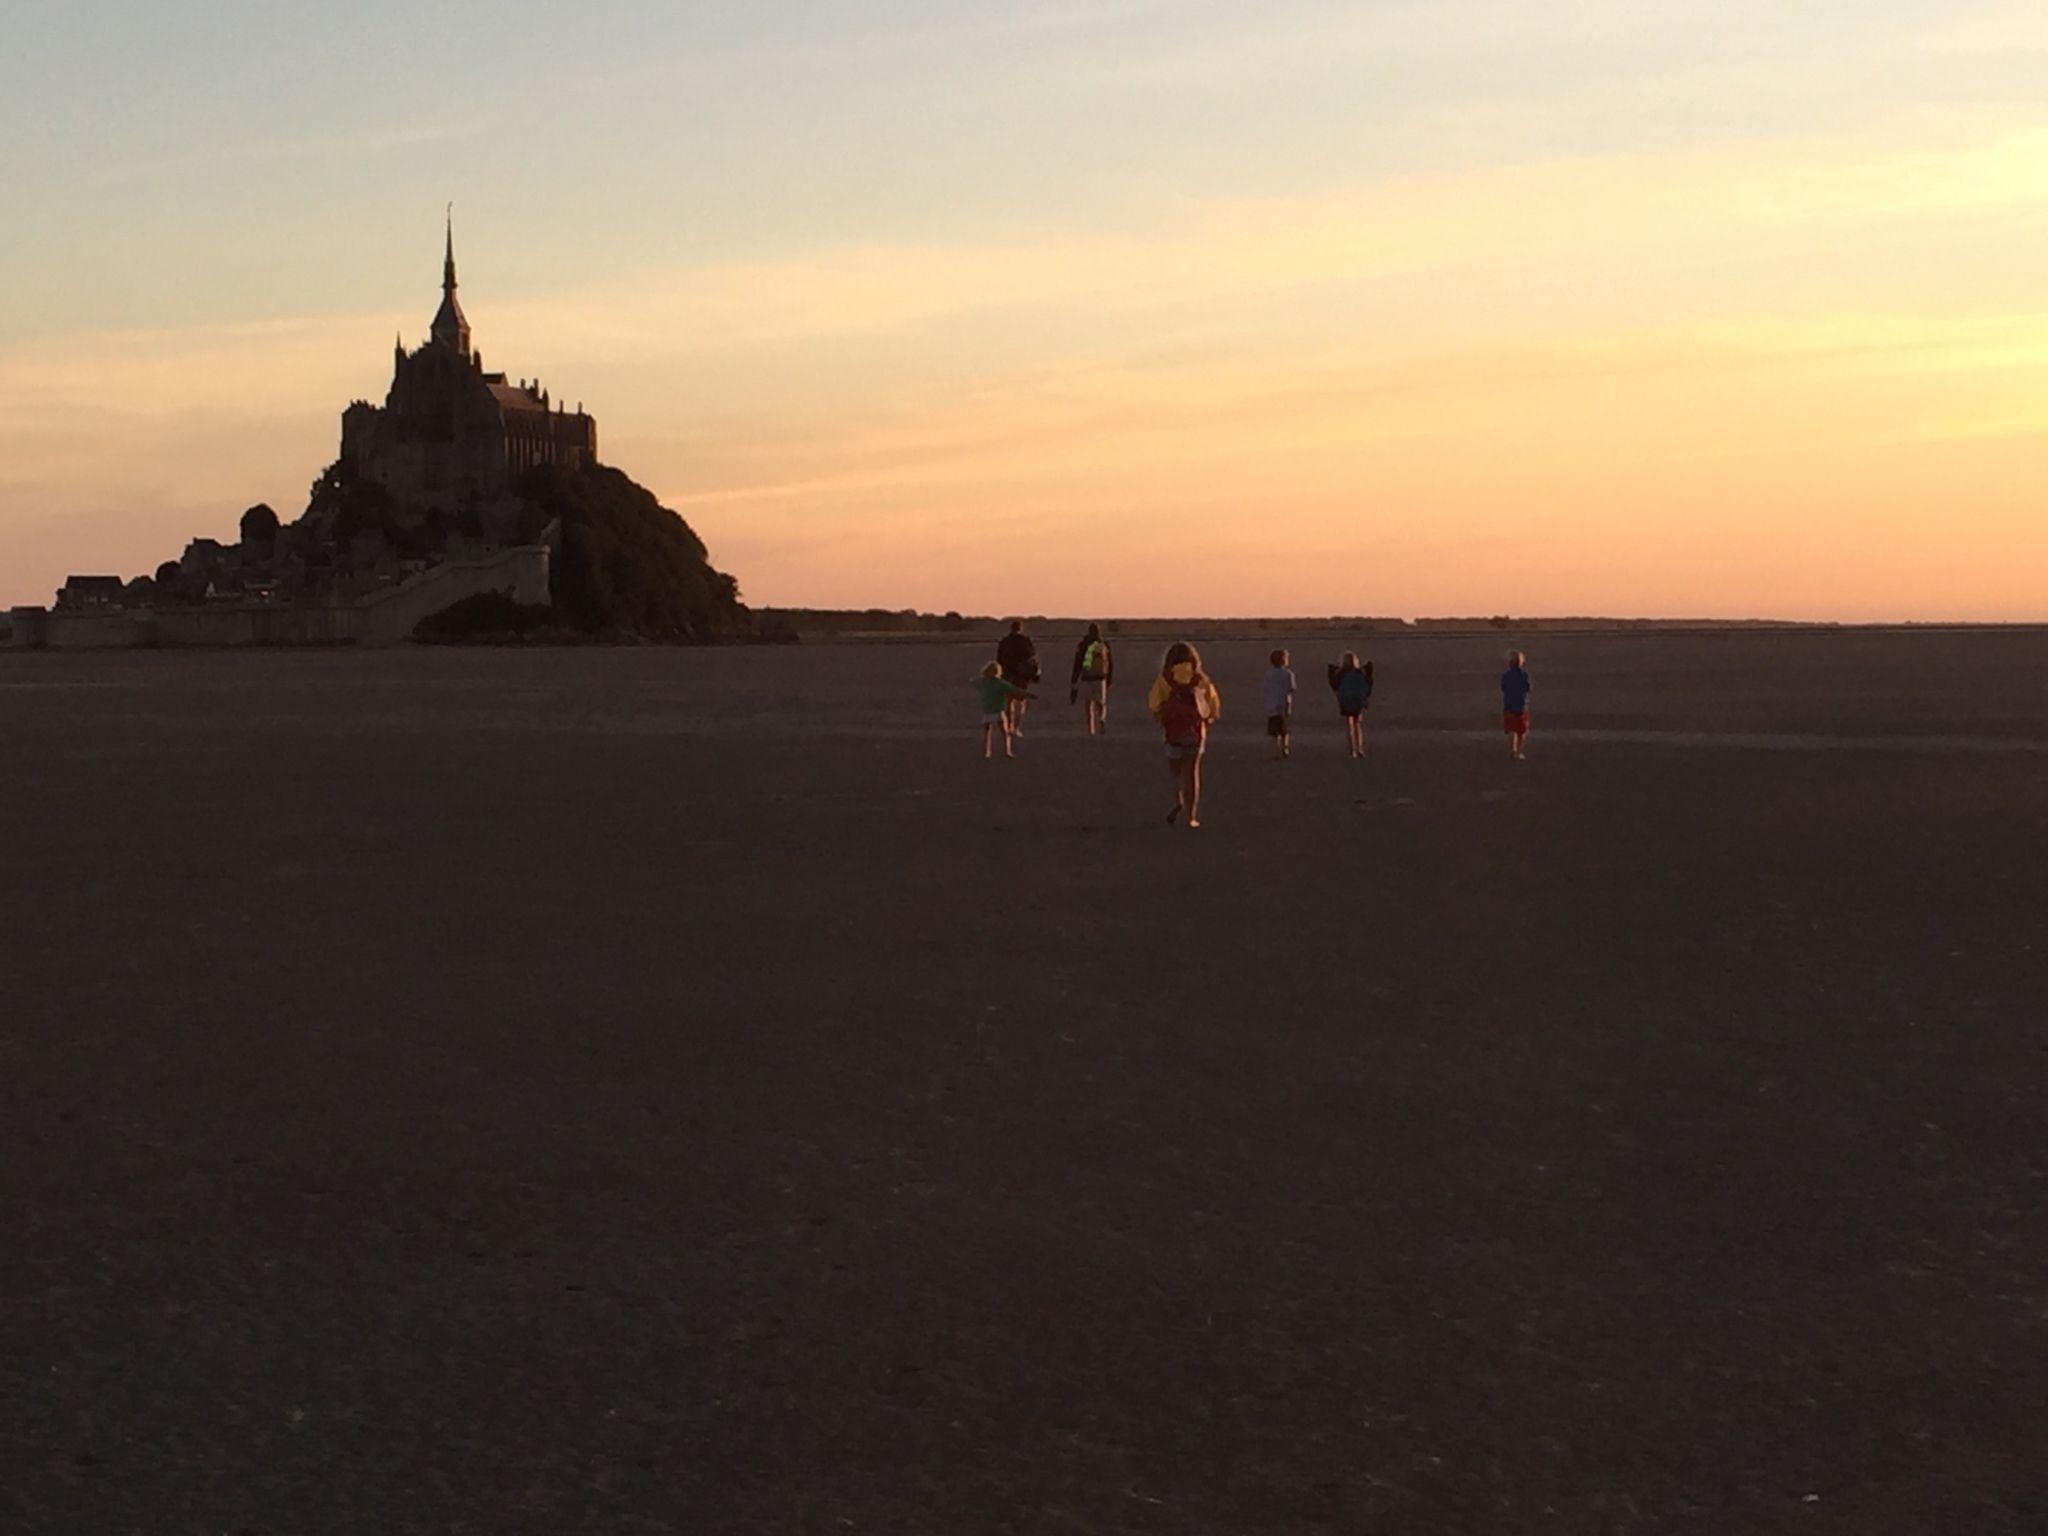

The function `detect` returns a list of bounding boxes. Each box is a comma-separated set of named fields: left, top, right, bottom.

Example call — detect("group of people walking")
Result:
left=975, top=621, right=1534, bottom=826
left=976, top=619, right=1115, bottom=755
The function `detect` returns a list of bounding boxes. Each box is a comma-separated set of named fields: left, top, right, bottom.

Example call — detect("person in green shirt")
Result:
left=976, top=661, right=1036, bottom=759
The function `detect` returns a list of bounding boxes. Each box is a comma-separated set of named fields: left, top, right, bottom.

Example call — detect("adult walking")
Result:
left=1147, top=641, right=1221, bottom=829
left=995, top=620, right=1041, bottom=738
left=1069, top=623, right=1114, bottom=735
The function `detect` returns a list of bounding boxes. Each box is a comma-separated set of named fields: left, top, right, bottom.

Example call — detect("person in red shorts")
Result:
left=1501, top=650, right=1531, bottom=759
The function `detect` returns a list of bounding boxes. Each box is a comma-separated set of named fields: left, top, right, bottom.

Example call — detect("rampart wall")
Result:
left=5, top=543, right=549, bottom=651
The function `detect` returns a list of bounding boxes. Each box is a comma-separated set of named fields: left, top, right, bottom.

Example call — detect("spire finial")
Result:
left=443, top=203, right=457, bottom=292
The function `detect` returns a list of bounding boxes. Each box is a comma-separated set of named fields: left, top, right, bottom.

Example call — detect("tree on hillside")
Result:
left=240, top=503, right=281, bottom=548
left=516, top=463, right=744, bottom=640
left=305, top=457, right=397, bottom=547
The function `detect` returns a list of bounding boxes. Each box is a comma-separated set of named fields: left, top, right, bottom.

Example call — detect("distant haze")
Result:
left=3, top=1, right=2046, bottom=619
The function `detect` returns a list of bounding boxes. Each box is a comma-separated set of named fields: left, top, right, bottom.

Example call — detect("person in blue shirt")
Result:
left=1261, top=649, right=1297, bottom=759
left=1501, top=651, right=1532, bottom=759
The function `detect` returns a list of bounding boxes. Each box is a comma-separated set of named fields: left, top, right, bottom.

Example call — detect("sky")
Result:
left=3, top=0, right=2045, bottom=620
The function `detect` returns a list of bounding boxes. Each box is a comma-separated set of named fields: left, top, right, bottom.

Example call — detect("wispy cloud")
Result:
left=550, top=0, right=1185, bottom=97
left=1918, top=0, right=2048, bottom=53
left=89, top=117, right=491, bottom=186
left=461, top=121, right=2048, bottom=368
left=15, top=118, right=2046, bottom=424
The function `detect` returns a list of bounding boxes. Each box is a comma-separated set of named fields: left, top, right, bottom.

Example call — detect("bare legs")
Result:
left=1085, top=689, right=1105, bottom=735
left=983, top=718, right=1016, bottom=759
left=1509, top=729, right=1526, bottom=760
left=1346, top=714, right=1364, bottom=758
left=1166, top=750, right=1202, bottom=828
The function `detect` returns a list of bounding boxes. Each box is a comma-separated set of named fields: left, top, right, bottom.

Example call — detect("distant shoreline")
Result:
left=757, top=608, right=2048, bottom=643
left=9, top=603, right=2042, bottom=652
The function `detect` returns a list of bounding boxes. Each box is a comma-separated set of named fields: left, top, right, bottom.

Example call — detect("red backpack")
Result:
left=1162, top=676, right=1209, bottom=746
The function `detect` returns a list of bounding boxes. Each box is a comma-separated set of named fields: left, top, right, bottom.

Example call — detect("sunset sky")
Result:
left=4, top=0, right=2045, bottom=619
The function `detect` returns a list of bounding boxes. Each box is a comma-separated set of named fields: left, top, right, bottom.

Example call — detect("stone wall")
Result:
left=6, top=543, right=550, bottom=651
left=349, top=541, right=550, bottom=642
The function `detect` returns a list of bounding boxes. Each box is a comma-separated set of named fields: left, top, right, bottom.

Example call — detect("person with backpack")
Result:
left=995, top=620, right=1041, bottom=738
left=1069, top=623, right=1114, bottom=735
left=1146, top=641, right=1222, bottom=828
left=1326, top=652, right=1374, bottom=758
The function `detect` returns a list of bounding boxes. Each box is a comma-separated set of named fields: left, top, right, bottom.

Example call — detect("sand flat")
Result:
left=3, top=633, right=2044, bottom=1533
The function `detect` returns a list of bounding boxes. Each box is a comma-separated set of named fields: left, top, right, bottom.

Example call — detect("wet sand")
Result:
left=4, top=632, right=2045, bottom=1533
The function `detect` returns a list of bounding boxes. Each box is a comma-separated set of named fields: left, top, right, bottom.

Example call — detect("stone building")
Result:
left=54, top=576, right=126, bottom=611
left=339, top=218, right=596, bottom=512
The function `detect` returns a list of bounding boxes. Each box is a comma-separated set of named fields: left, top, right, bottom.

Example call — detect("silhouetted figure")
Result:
left=1262, top=649, right=1297, bottom=758
left=1327, top=653, right=1374, bottom=758
left=1069, top=623, right=1114, bottom=735
left=1502, top=651, right=1531, bottom=759
left=995, top=620, right=1040, bottom=738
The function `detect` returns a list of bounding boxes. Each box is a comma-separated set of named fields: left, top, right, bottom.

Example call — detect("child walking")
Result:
left=1147, top=642, right=1222, bottom=828
left=976, top=661, right=1035, bottom=758
left=1501, top=651, right=1531, bottom=759
left=1327, top=652, right=1374, bottom=758
left=1261, top=649, right=1297, bottom=758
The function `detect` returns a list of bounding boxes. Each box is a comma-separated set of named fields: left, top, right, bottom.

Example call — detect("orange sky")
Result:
left=3, top=2, right=2045, bottom=619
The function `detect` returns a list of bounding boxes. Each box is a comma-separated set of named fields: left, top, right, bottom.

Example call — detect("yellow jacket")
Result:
left=1147, top=661, right=1222, bottom=726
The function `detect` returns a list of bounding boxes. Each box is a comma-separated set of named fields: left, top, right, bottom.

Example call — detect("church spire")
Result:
left=429, top=204, right=472, bottom=357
